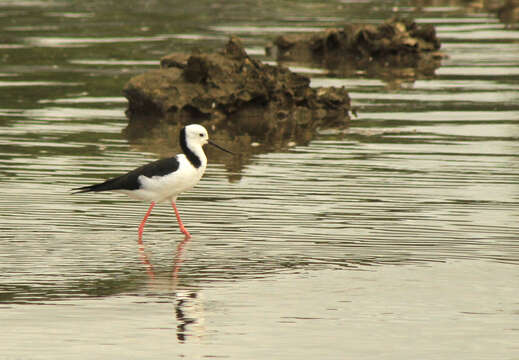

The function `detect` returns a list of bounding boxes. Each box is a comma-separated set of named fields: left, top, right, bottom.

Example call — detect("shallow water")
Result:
left=1, top=1, right=518, bottom=359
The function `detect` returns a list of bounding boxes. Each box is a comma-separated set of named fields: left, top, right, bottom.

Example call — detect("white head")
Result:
left=180, top=124, right=233, bottom=164
left=183, top=124, right=209, bottom=148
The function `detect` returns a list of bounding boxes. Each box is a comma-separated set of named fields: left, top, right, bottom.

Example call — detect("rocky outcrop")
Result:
left=123, top=37, right=352, bottom=152
left=267, top=17, right=444, bottom=79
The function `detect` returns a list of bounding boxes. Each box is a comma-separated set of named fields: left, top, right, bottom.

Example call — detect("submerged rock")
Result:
left=267, top=17, right=444, bottom=80
left=497, top=0, right=519, bottom=28
left=123, top=37, right=351, bottom=155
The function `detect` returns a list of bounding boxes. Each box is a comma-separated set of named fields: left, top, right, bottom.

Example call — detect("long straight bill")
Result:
left=208, top=140, right=234, bottom=155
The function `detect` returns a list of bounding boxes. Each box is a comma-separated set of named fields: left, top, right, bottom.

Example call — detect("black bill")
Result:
left=208, top=140, right=234, bottom=155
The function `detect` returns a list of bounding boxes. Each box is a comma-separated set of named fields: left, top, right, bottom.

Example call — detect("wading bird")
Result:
left=72, top=124, right=233, bottom=242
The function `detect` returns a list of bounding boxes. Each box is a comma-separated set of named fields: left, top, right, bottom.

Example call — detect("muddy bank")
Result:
left=267, top=17, right=444, bottom=80
left=123, top=37, right=352, bottom=159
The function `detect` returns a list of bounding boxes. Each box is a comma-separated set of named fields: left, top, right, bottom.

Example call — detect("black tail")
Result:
left=71, top=177, right=123, bottom=194
left=71, top=186, right=89, bottom=194
left=71, top=156, right=177, bottom=195
left=71, top=184, right=99, bottom=194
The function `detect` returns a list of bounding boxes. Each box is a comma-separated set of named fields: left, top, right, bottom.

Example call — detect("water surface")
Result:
left=0, top=1, right=518, bottom=359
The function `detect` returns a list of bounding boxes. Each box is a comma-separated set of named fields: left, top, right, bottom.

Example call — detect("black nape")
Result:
left=180, top=127, right=202, bottom=168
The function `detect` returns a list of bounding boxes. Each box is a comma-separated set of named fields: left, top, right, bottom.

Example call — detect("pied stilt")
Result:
left=72, top=124, right=233, bottom=241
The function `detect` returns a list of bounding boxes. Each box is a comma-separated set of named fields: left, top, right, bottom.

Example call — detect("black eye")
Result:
left=199, top=133, right=204, bottom=137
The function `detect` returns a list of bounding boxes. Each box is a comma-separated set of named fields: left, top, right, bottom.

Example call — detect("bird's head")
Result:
left=182, top=124, right=233, bottom=154
left=183, top=124, right=209, bottom=147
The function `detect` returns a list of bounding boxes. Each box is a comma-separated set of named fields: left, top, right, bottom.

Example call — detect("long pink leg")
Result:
left=138, top=202, right=155, bottom=244
left=172, top=200, right=191, bottom=237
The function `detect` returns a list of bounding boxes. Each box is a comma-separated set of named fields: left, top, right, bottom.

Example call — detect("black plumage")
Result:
left=72, top=156, right=180, bottom=193
left=180, top=127, right=202, bottom=168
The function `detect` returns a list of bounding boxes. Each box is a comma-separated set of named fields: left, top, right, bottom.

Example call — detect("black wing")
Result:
left=72, top=156, right=180, bottom=193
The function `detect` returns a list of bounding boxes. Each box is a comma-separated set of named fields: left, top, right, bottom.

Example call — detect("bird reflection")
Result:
left=175, top=291, right=202, bottom=342
left=138, top=244, right=155, bottom=279
left=137, top=234, right=204, bottom=343
left=172, top=235, right=190, bottom=283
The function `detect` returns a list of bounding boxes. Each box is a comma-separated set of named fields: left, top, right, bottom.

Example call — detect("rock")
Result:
left=160, top=53, right=190, bottom=69
left=123, top=36, right=352, bottom=151
left=267, top=17, right=444, bottom=80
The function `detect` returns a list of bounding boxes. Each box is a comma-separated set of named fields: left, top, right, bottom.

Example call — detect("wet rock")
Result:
left=160, top=53, right=190, bottom=69
left=123, top=36, right=351, bottom=156
left=267, top=17, right=444, bottom=80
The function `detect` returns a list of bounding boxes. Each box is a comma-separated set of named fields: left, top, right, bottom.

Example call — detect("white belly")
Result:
left=120, top=159, right=205, bottom=203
